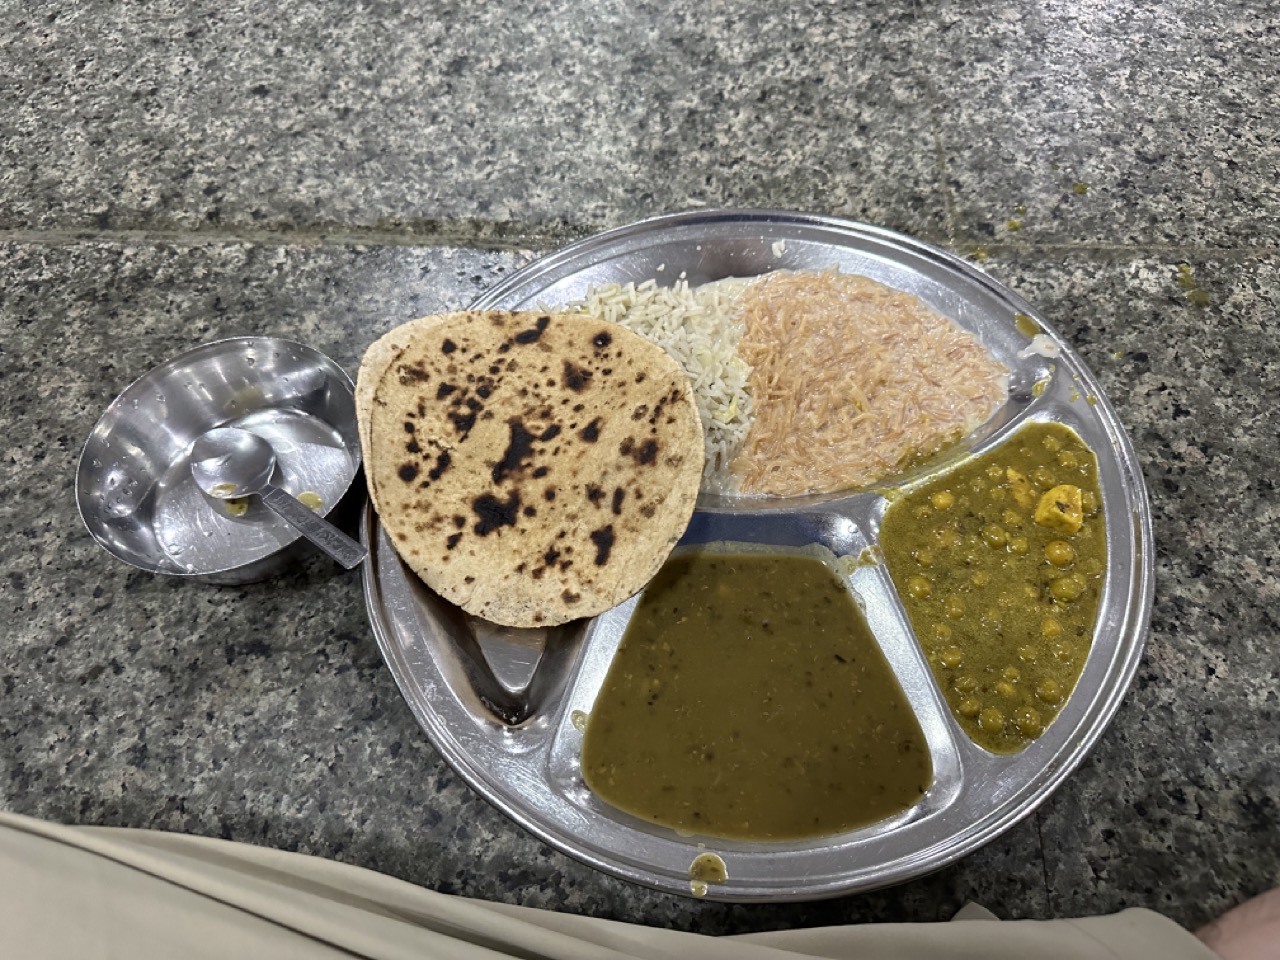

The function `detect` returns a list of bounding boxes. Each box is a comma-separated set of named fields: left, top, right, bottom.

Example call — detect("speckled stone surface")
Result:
left=1, top=0, right=1278, bottom=940
left=0, top=0, right=942, bottom=240
left=1, top=241, right=1277, bottom=933
left=922, top=2, right=1280, bottom=247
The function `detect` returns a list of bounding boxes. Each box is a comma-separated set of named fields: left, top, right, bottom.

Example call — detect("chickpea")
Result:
left=1031, top=466, right=1056, bottom=488
left=1024, top=583, right=1040, bottom=599
left=915, top=548, right=936, bottom=568
left=1003, top=509, right=1023, bottom=528
left=1017, top=644, right=1039, bottom=662
left=1043, top=435, right=1063, bottom=453
left=914, top=505, right=933, bottom=521
left=936, top=527, right=960, bottom=548
left=1049, top=573, right=1086, bottom=602
left=1045, top=540, right=1075, bottom=567
left=995, top=681, right=1017, bottom=698
left=1057, top=451, right=1079, bottom=469
left=989, top=487, right=1007, bottom=502
left=932, top=623, right=953, bottom=643
left=1080, top=558, right=1103, bottom=577
left=981, top=524, right=1008, bottom=548
left=1052, top=642, right=1075, bottom=663
left=959, top=698, right=982, bottom=718
left=1042, top=618, right=1063, bottom=639
left=1035, top=678, right=1063, bottom=703
left=931, top=490, right=956, bottom=510
left=1003, top=666, right=1021, bottom=681
left=1081, top=490, right=1099, bottom=515
left=1015, top=706, right=1044, bottom=738
left=971, top=570, right=991, bottom=588
left=944, top=596, right=966, bottom=620
left=907, top=576, right=933, bottom=600
left=1008, top=536, right=1030, bottom=555
left=978, top=707, right=1005, bottom=734
left=986, top=464, right=1004, bottom=480
left=940, top=646, right=964, bottom=669
left=954, top=675, right=979, bottom=693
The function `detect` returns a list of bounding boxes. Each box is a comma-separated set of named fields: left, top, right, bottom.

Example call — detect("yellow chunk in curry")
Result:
left=582, top=552, right=933, bottom=840
left=881, top=422, right=1106, bottom=754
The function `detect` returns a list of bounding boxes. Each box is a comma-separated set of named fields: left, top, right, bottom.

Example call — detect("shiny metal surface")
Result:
left=78, top=337, right=361, bottom=584
left=191, top=427, right=367, bottom=570
left=361, top=210, right=1155, bottom=900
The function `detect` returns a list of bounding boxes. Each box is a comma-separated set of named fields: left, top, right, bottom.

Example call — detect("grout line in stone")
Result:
left=0, top=225, right=1275, bottom=264
left=0, top=224, right=578, bottom=254
left=932, top=130, right=961, bottom=246
left=1034, top=810, right=1055, bottom=912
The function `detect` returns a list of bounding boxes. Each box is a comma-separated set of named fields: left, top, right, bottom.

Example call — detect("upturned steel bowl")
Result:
left=76, top=337, right=361, bottom=584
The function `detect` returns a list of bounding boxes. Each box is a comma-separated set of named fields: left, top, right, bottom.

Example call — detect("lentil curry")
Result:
left=881, top=422, right=1106, bottom=753
left=582, top=551, right=933, bottom=840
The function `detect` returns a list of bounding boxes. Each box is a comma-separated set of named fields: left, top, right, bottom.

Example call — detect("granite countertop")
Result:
left=2, top=0, right=1277, bottom=935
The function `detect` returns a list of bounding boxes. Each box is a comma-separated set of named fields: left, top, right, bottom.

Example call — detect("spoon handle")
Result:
left=260, top=485, right=368, bottom=570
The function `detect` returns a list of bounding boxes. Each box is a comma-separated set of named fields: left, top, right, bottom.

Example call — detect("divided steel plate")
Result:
left=360, top=209, right=1154, bottom=901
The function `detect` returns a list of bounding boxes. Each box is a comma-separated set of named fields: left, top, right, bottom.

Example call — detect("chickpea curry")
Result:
left=582, top=551, right=933, bottom=840
left=881, top=422, right=1106, bottom=754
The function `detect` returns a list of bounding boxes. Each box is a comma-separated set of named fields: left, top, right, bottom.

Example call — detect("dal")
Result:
left=582, top=551, right=933, bottom=840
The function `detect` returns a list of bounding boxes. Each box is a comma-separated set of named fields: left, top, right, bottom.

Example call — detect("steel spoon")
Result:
left=190, top=426, right=367, bottom=570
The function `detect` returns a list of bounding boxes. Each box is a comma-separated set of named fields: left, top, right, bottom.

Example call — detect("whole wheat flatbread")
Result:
left=360, top=310, right=704, bottom=627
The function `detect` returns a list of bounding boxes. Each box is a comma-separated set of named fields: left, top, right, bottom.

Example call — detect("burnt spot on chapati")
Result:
left=446, top=533, right=463, bottom=550
left=532, top=465, right=549, bottom=479
left=590, top=526, right=615, bottom=566
left=472, top=491, right=521, bottom=536
left=619, top=436, right=659, bottom=466
left=449, top=408, right=477, bottom=436
left=427, top=451, right=452, bottom=481
left=398, top=463, right=419, bottom=483
left=441, top=339, right=458, bottom=354
left=586, top=485, right=605, bottom=508
left=611, top=488, right=625, bottom=515
left=406, top=438, right=421, bottom=454
left=404, top=421, right=415, bottom=433
left=452, top=515, right=466, bottom=528
left=579, top=418, right=602, bottom=443
left=562, top=360, right=592, bottom=392
left=544, top=488, right=556, bottom=501
left=543, top=547, right=560, bottom=567
left=562, top=590, right=581, bottom=604
left=522, top=506, right=537, bottom=518
left=436, top=382, right=458, bottom=400
left=397, top=363, right=431, bottom=385
left=631, top=404, right=648, bottom=422
left=515, top=315, right=551, bottom=345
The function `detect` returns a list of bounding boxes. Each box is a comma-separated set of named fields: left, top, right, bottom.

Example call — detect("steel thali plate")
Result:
left=361, top=210, right=1154, bottom=901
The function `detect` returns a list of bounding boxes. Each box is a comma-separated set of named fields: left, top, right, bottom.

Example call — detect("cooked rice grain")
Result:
left=561, top=279, right=753, bottom=486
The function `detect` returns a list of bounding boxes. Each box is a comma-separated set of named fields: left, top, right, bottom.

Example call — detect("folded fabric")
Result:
left=0, top=810, right=1218, bottom=960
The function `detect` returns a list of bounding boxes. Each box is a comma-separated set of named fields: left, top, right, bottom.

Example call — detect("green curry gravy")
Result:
left=881, top=422, right=1106, bottom=754
left=581, top=552, right=932, bottom=841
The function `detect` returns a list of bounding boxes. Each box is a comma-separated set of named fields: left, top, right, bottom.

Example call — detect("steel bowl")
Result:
left=77, top=337, right=362, bottom=585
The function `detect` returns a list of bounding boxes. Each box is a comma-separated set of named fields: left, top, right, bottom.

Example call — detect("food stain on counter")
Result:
left=881, top=422, right=1106, bottom=753
left=582, top=551, right=932, bottom=840
left=1177, top=263, right=1211, bottom=307
left=689, top=852, right=728, bottom=896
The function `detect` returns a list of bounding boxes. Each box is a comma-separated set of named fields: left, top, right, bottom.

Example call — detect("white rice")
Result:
left=558, top=278, right=754, bottom=486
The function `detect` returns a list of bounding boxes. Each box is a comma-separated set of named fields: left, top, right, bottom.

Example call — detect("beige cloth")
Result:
left=0, top=810, right=1218, bottom=959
